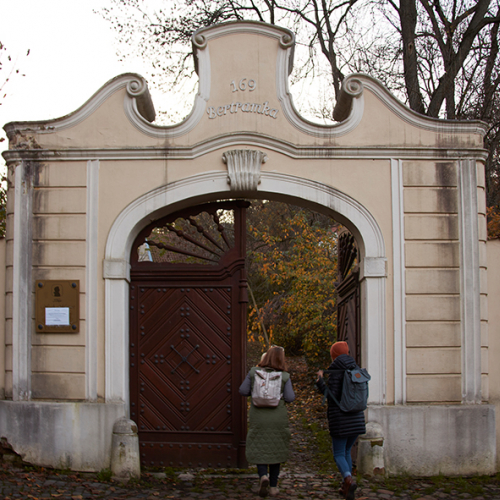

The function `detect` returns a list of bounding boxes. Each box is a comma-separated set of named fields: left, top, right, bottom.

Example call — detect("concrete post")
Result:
left=357, top=422, right=385, bottom=476
left=110, top=418, right=140, bottom=482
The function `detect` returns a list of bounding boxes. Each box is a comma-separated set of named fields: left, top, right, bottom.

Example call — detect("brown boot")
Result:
left=341, top=475, right=357, bottom=500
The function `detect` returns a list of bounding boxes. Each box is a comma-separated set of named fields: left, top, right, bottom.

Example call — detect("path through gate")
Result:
left=129, top=201, right=249, bottom=468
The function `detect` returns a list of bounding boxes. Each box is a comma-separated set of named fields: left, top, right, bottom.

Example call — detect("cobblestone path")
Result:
left=1, top=357, right=500, bottom=499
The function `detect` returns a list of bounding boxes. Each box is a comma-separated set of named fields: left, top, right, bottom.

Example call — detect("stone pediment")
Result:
left=3, top=21, right=486, bottom=160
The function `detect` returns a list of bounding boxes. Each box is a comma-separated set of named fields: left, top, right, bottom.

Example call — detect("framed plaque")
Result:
left=35, top=280, right=80, bottom=333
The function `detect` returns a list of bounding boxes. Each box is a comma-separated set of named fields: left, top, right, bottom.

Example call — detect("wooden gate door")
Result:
left=336, top=230, right=361, bottom=365
left=129, top=201, right=249, bottom=468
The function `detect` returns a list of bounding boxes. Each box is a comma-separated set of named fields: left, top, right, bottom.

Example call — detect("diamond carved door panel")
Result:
left=129, top=201, right=248, bottom=468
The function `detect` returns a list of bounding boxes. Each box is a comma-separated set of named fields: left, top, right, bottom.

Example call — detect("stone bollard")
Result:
left=110, top=418, right=141, bottom=482
left=357, top=422, right=385, bottom=476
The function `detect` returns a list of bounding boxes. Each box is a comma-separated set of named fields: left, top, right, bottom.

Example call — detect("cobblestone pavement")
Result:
left=2, top=357, right=500, bottom=499
left=2, top=462, right=500, bottom=500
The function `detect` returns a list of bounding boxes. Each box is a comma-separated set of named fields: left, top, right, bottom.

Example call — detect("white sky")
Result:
left=0, top=0, right=332, bottom=160
left=0, top=0, right=154, bottom=156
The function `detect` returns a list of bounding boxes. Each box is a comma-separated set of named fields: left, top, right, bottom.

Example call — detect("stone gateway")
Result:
left=0, top=21, right=498, bottom=475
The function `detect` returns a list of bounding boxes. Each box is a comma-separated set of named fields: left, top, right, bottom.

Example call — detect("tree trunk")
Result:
left=399, top=0, right=426, bottom=115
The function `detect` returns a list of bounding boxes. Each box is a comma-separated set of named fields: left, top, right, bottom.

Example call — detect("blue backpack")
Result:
left=323, top=367, right=371, bottom=412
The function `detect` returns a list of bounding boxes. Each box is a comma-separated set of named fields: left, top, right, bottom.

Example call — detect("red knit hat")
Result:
left=330, top=341, right=349, bottom=361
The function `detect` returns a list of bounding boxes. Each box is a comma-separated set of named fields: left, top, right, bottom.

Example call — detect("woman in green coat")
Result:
left=239, top=346, right=295, bottom=497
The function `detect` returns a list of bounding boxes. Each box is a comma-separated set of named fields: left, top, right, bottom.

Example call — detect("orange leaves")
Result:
left=246, top=202, right=339, bottom=366
left=487, top=206, right=500, bottom=239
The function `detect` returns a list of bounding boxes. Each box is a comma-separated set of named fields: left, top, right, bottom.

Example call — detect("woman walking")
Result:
left=316, top=341, right=366, bottom=500
left=239, top=346, right=295, bottom=497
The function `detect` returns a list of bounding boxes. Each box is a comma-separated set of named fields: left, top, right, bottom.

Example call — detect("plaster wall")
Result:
left=30, top=159, right=87, bottom=400
left=477, top=166, right=488, bottom=400
left=487, top=239, right=500, bottom=469
left=0, top=238, right=5, bottom=399
left=403, top=161, right=461, bottom=402
left=28, top=79, right=483, bottom=153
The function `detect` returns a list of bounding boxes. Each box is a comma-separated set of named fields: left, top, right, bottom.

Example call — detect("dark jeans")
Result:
left=257, top=463, right=280, bottom=487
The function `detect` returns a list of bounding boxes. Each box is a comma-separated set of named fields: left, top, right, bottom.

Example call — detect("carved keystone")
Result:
left=222, top=149, right=267, bottom=191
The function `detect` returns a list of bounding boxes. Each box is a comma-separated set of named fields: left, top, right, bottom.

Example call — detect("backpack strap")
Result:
left=249, top=366, right=258, bottom=388
left=321, top=369, right=345, bottom=406
left=322, top=383, right=342, bottom=407
left=279, top=371, right=289, bottom=398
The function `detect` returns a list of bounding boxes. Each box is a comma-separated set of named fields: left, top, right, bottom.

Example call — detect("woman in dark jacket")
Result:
left=316, top=341, right=365, bottom=500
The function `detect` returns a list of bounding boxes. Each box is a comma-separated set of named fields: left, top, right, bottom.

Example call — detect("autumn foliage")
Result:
left=246, top=201, right=338, bottom=368
left=487, top=206, right=500, bottom=239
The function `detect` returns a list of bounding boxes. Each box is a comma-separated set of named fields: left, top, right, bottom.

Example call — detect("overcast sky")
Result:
left=0, top=0, right=153, bottom=154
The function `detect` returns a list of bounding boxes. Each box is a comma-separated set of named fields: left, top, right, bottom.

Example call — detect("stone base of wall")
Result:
left=0, top=401, right=126, bottom=471
left=368, top=405, right=496, bottom=476
left=0, top=402, right=495, bottom=474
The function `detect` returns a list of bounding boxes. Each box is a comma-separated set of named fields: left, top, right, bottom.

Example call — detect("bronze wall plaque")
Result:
left=35, top=280, right=80, bottom=333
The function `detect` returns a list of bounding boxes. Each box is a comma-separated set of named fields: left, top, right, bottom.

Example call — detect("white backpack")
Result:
left=251, top=369, right=283, bottom=407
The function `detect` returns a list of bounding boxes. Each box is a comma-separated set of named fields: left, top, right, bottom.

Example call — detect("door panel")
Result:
left=336, top=230, right=361, bottom=365
left=129, top=201, right=248, bottom=468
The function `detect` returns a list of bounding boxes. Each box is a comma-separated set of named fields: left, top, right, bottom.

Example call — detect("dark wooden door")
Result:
left=129, top=201, right=249, bottom=468
left=336, top=231, right=360, bottom=365
left=336, top=229, right=361, bottom=467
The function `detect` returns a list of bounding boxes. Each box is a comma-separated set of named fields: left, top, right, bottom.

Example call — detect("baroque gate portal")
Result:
left=2, top=18, right=493, bottom=477
left=129, top=201, right=249, bottom=468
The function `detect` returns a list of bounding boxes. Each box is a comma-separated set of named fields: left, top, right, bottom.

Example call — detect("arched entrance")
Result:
left=129, top=201, right=249, bottom=467
left=104, top=171, right=387, bottom=416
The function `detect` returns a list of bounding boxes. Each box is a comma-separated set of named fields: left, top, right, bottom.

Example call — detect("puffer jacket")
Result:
left=239, top=367, right=295, bottom=464
left=316, top=354, right=366, bottom=437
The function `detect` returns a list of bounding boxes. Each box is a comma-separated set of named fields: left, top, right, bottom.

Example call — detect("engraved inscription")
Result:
left=230, top=78, right=256, bottom=92
left=207, top=101, right=279, bottom=119
left=207, top=78, right=278, bottom=120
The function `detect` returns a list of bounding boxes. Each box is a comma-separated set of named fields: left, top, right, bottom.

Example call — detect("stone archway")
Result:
left=104, top=170, right=387, bottom=410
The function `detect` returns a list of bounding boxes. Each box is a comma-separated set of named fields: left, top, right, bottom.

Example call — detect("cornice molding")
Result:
left=3, top=134, right=488, bottom=164
left=3, top=74, right=156, bottom=140
left=357, top=74, right=489, bottom=136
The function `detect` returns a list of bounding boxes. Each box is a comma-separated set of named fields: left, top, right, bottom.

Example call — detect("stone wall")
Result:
left=404, top=161, right=462, bottom=402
